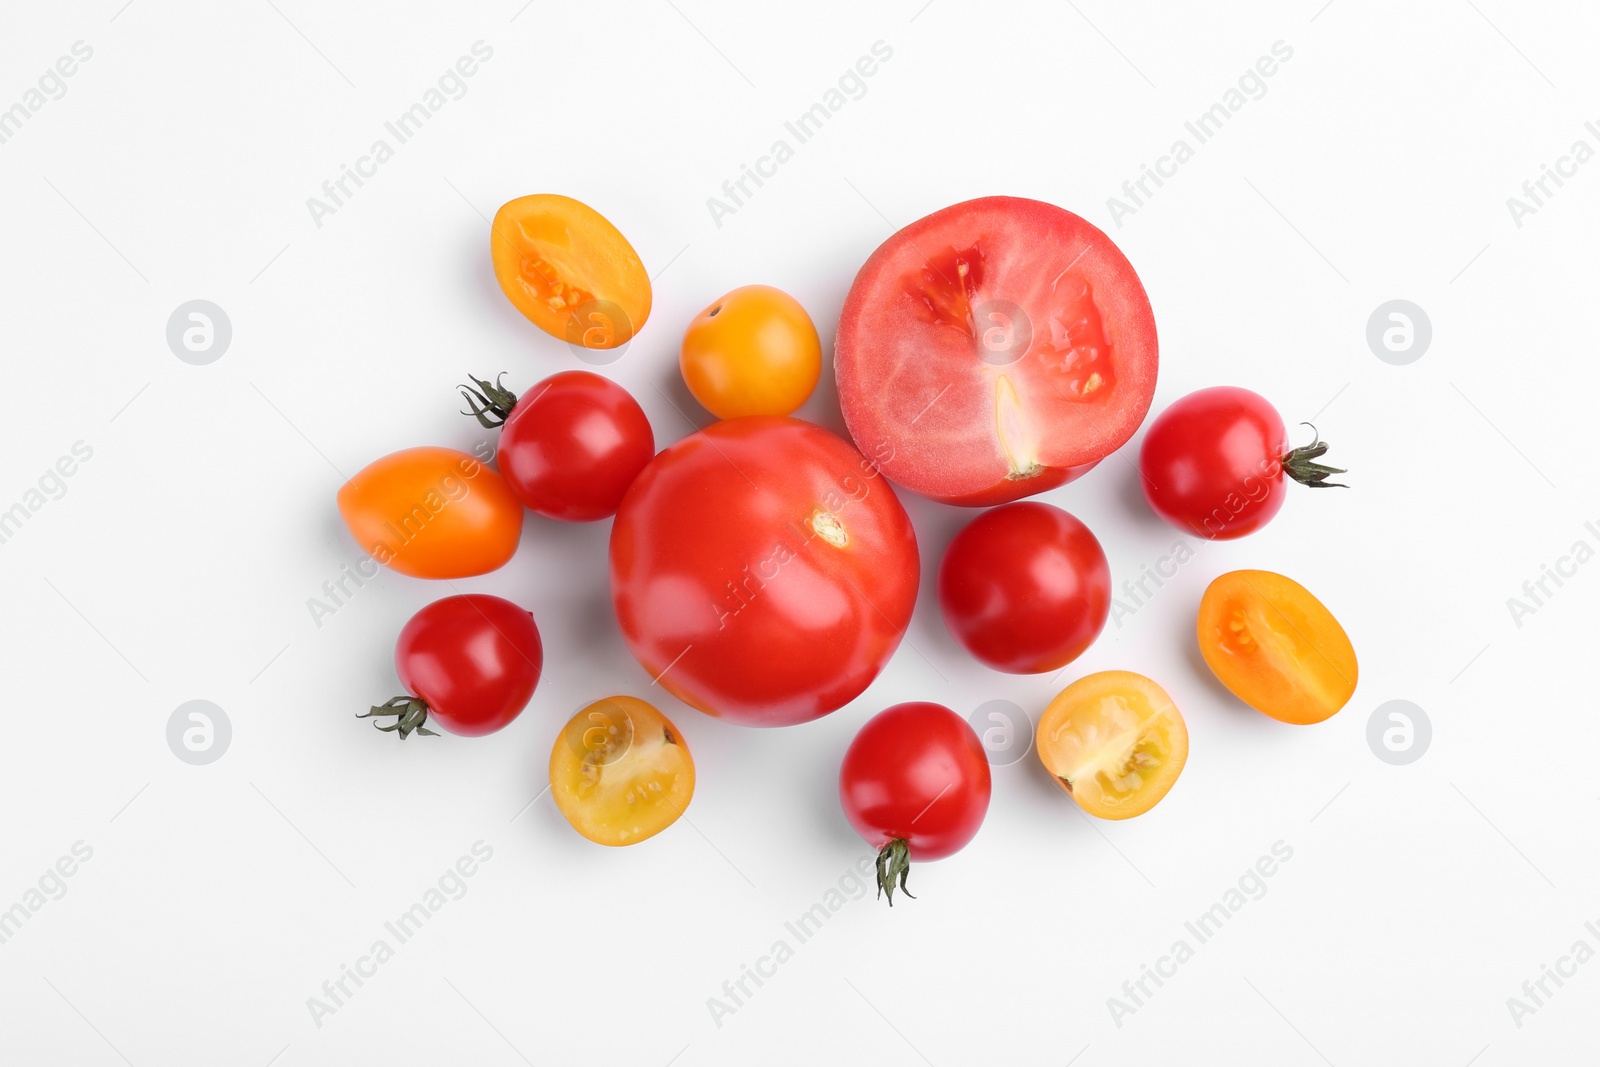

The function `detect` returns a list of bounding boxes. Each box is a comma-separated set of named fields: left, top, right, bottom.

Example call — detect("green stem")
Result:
left=458, top=373, right=519, bottom=428
left=357, top=696, right=439, bottom=739
left=1281, top=423, right=1348, bottom=489
left=875, top=838, right=915, bottom=907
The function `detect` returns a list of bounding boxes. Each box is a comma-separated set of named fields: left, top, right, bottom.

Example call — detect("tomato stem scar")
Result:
left=810, top=509, right=847, bottom=547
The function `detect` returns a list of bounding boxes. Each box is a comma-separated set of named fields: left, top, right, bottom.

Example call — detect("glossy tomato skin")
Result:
left=497, top=371, right=654, bottom=522
left=680, top=285, right=822, bottom=419
left=1139, top=387, right=1287, bottom=540
left=836, top=196, right=1158, bottom=506
left=839, top=702, right=991, bottom=861
left=337, top=447, right=524, bottom=578
left=938, top=502, right=1110, bottom=673
left=395, top=594, right=543, bottom=736
left=609, top=417, right=919, bottom=727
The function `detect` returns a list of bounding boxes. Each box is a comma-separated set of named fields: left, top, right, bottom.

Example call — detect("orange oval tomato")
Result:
left=549, top=696, right=694, bottom=846
left=1197, top=570, right=1357, bottom=725
left=336, top=447, right=523, bottom=579
left=1036, top=671, right=1188, bottom=820
left=680, top=285, right=821, bottom=418
left=490, top=194, right=651, bottom=350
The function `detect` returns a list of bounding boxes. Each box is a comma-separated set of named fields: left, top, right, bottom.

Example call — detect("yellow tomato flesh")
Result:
left=1036, top=671, right=1188, bottom=820
left=490, top=194, right=651, bottom=349
left=680, top=285, right=821, bottom=418
left=1197, top=570, right=1357, bottom=725
left=549, top=696, right=694, bottom=846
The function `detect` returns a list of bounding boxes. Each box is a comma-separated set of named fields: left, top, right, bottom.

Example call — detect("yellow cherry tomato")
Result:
left=490, top=194, right=651, bottom=350
left=1197, top=570, right=1358, bottom=725
left=680, top=285, right=821, bottom=418
left=1036, top=671, right=1188, bottom=820
left=549, top=696, right=694, bottom=846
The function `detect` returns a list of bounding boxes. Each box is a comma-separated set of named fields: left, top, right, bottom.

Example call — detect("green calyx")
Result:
left=875, top=838, right=915, bottom=907
left=358, top=696, right=439, bottom=739
left=459, top=372, right=519, bottom=428
left=1281, top=423, right=1348, bottom=489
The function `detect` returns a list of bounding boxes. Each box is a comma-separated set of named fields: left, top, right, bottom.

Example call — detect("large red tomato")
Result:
left=609, top=417, right=919, bottom=727
left=835, top=196, right=1158, bottom=506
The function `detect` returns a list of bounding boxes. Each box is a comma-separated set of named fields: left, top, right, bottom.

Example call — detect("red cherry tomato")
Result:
left=362, top=594, right=543, bottom=738
left=1139, top=386, right=1346, bottom=540
left=937, top=502, right=1110, bottom=673
left=609, top=416, right=919, bottom=727
left=461, top=370, right=654, bottom=522
left=836, top=196, right=1158, bottom=506
left=839, top=702, right=992, bottom=905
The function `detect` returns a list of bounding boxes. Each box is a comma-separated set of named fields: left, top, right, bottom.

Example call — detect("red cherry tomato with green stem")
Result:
left=461, top=370, right=654, bottom=522
left=938, top=502, right=1110, bottom=673
left=1138, top=386, right=1347, bottom=540
left=361, top=594, right=543, bottom=739
left=839, top=702, right=991, bottom=905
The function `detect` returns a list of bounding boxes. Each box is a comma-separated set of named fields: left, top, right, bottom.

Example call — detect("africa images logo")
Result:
left=1106, top=41, right=1294, bottom=227
left=305, top=42, right=494, bottom=229
left=705, top=41, right=894, bottom=228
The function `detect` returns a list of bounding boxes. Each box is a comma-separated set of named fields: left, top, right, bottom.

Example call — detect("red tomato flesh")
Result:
left=835, top=196, right=1158, bottom=506
left=609, top=417, right=919, bottom=727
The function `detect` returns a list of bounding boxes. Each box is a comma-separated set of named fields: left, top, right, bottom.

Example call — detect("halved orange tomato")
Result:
left=1036, top=671, right=1188, bottom=820
left=490, top=194, right=651, bottom=350
left=1197, top=570, right=1357, bottom=725
left=549, top=696, right=694, bottom=846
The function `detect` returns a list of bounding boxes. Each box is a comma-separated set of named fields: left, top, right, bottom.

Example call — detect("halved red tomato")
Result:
left=835, top=197, right=1158, bottom=506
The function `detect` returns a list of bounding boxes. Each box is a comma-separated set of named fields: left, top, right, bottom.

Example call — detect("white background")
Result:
left=1, top=1, right=1595, bottom=1064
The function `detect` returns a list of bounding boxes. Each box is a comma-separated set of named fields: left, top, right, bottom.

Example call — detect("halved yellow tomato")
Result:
left=549, top=696, right=693, bottom=846
left=1197, top=570, right=1357, bottom=725
left=490, top=194, right=651, bottom=350
left=1036, top=671, right=1188, bottom=820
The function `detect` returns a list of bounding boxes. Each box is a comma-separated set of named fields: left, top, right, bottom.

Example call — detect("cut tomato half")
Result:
left=1036, top=670, right=1187, bottom=820
left=835, top=197, right=1158, bottom=505
left=1197, top=570, right=1358, bottom=725
left=490, top=194, right=651, bottom=349
left=549, top=696, right=694, bottom=846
